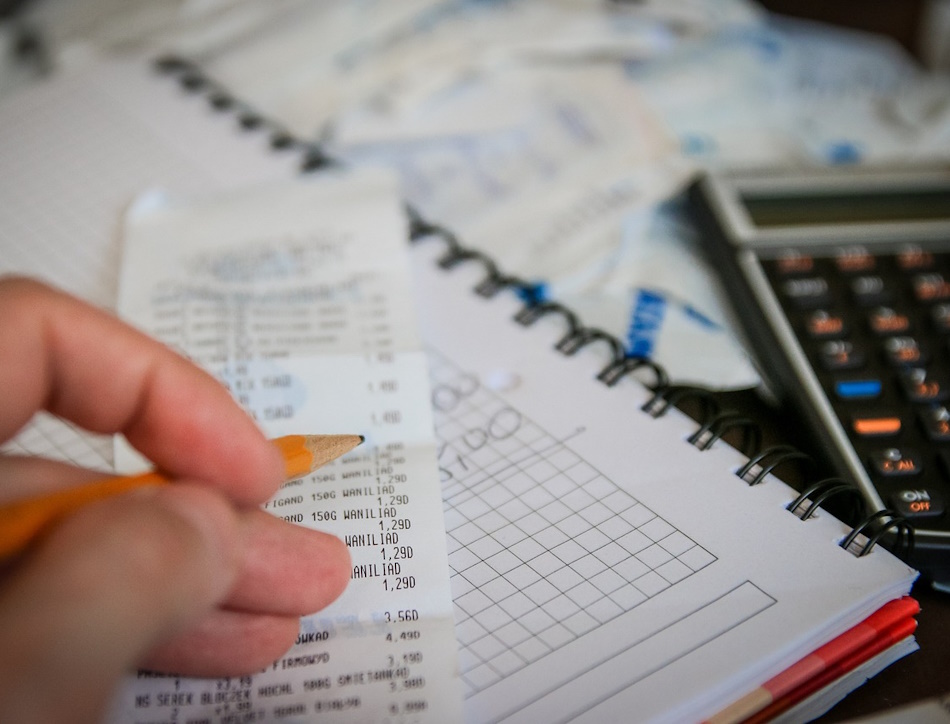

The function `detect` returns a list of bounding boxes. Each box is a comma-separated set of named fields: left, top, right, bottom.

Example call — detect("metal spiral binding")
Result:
left=555, top=327, right=625, bottom=361
left=513, top=302, right=580, bottom=335
left=840, top=509, right=915, bottom=558
left=152, top=54, right=916, bottom=560
left=598, top=356, right=668, bottom=390
left=474, top=268, right=534, bottom=299
left=736, top=444, right=815, bottom=486
left=687, top=410, right=761, bottom=456
left=787, top=477, right=864, bottom=521
left=642, top=384, right=720, bottom=421
left=153, top=55, right=337, bottom=171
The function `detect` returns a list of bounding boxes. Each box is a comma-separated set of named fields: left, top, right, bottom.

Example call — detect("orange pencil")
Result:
left=0, top=433, right=363, bottom=561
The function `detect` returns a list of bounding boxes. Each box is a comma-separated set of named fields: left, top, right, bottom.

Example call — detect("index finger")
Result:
left=0, top=277, right=283, bottom=505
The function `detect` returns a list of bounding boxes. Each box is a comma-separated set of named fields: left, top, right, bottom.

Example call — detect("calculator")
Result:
left=687, top=167, right=950, bottom=590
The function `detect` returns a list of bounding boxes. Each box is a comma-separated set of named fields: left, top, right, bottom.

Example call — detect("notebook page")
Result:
left=0, top=56, right=296, bottom=469
left=409, top=241, right=916, bottom=724
left=109, top=172, right=462, bottom=723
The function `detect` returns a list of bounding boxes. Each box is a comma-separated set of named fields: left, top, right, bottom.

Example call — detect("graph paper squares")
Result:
left=2, top=412, right=113, bottom=471
left=430, top=351, right=716, bottom=696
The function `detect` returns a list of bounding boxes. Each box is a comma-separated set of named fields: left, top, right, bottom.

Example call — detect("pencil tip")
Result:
left=289, top=434, right=366, bottom=476
left=358, top=435, right=365, bottom=444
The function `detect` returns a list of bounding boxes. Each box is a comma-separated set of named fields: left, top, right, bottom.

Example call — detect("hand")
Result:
left=0, top=277, right=351, bottom=722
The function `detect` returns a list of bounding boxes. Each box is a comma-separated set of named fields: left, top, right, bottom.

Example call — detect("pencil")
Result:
left=0, top=433, right=363, bottom=561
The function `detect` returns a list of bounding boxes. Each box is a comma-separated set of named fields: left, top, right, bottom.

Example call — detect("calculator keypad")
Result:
left=764, top=245, right=950, bottom=531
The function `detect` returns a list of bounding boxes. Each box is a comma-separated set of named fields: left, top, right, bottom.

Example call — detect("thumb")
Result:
left=0, top=484, right=242, bottom=724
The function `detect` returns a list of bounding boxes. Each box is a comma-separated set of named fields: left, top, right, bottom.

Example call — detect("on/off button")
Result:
left=889, top=488, right=945, bottom=518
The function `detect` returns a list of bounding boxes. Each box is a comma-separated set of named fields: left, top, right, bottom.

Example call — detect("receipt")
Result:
left=771, top=17, right=950, bottom=164
left=343, top=62, right=675, bottom=226
left=110, top=170, right=462, bottom=723
left=338, top=59, right=759, bottom=388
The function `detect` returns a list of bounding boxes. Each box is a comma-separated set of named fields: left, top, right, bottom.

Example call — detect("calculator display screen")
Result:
left=741, top=188, right=950, bottom=228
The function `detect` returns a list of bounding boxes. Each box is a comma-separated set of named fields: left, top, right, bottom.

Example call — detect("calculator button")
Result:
left=820, top=341, right=865, bottom=370
left=775, top=252, right=814, bottom=275
left=889, top=487, right=945, bottom=518
left=883, top=336, right=928, bottom=366
left=783, top=277, right=830, bottom=307
left=868, top=307, right=910, bottom=335
left=898, top=368, right=949, bottom=403
left=918, top=405, right=950, bottom=441
left=835, top=247, right=875, bottom=273
left=850, top=276, right=890, bottom=305
left=896, top=245, right=935, bottom=271
left=806, top=310, right=847, bottom=338
left=834, top=379, right=882, bottom=400
left=913, top=273, right=950, bottom=302
left=934, top=304, right=950, bottom=333
left=869, top=448, right=922, bottom=477
left=852, top=416, right=902, bottom=437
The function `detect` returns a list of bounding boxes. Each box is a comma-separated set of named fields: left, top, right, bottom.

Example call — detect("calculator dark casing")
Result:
left=687, top=167, right=950, bottom=589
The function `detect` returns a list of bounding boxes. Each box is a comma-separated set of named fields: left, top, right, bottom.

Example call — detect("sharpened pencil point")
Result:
left=300, top=434, right=364, bottom=473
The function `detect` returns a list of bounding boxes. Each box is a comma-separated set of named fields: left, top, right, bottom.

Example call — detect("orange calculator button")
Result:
left=852, top=417, right=902, bottom=437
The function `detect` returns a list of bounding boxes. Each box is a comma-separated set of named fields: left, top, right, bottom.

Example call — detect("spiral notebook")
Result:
left=0, top=55, right=919, bottom=723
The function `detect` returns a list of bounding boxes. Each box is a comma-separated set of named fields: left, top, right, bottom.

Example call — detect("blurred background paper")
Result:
left=4, top=0, right=950, bottom=390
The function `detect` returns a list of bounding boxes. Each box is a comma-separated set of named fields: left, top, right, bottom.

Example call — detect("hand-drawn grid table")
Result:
left=428, top=349, right=717, bottom=696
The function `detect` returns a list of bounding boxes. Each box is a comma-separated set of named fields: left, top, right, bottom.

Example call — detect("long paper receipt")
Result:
left=109, top=170, right=462, bottom=723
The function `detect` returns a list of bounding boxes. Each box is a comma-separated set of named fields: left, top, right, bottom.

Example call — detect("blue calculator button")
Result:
left=834, top=379, right=882, bottom=399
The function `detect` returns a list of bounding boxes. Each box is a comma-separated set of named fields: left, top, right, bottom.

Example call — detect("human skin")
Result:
left=0, top=277, right=351, bottom=723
